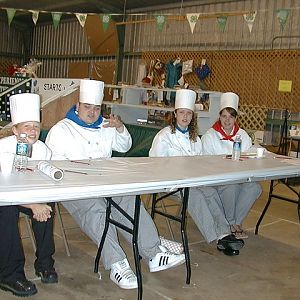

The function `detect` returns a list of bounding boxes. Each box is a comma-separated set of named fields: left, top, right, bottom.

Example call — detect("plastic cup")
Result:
left=0, top=152, right=15, bottom=175
left=256, top=147, right=265, bottom=158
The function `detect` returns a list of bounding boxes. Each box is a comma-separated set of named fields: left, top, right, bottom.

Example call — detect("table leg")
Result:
left=133, top=196, right=142, bottom=300
left=94, top=199, right=111, bottom=273
left=94, top=196, right=143, bottom=300
left=181, top=187, right=191, bottom=284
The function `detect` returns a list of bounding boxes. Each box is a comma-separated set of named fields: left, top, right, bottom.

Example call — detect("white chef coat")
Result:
left=45, top=118, right=132, bottom=160
left=149, top=126, right=203, bottom=157
left=201, top=127, right=252, bottom=155
left=0, top=135, right=52, bottom=160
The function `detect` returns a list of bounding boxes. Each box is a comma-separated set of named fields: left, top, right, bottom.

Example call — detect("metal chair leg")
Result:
left=55, top=203, right=71, bottom=257
left=23, top=215, right=37, bottom=253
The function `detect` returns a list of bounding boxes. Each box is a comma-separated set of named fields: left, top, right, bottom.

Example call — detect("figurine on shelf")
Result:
left=16, top=59, right=42, bottom=78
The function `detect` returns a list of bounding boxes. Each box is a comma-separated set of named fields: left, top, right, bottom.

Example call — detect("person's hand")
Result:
left=26, top=204, right=52, bottom=222
left=103, top=114, right=124, bottom=133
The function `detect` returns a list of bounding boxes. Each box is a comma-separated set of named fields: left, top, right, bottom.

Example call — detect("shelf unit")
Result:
left=103, top=84, right=222, bottom=135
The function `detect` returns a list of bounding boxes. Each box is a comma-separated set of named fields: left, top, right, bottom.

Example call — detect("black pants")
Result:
left=0, top=204, right=55, bottom=282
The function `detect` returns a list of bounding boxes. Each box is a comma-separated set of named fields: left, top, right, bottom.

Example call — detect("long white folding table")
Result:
left=0, top=155, right=299, bottom=300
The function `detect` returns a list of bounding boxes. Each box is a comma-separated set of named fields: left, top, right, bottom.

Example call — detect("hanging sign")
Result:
left=243, top=11, right=257, bottom=33
left=52, top=12, right=62, bottom=29
left=186, top=13, right=200, bottom=34
left=75, top=13, right=87, bottom=27
left=276, top=9, right=290, bottom=31
left=216, top=16, right=228, bottom=32
left=6, top=8, right=16, bottom=26
left=155, top=15, right=166, bottom=32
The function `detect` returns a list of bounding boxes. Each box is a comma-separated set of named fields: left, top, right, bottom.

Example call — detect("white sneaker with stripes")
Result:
left=110, top=259, right=138, bottom=289
left=148, top=245, right=185, bottom=273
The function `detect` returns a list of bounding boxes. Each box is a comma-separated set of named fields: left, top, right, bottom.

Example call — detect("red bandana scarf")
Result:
left=212, top=120, right=240, bottom=142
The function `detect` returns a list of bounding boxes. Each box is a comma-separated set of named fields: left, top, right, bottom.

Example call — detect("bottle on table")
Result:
left=232, top=134, right=242, bottom=161
left=14, top=133, right=29, bottom=171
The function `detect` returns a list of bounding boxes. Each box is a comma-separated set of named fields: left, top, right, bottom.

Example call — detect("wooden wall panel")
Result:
left=41, top=89, right=79, bottom=129
left=84, top=15, right=118, bottom=55
left=68, top=62, right=89, bottom=79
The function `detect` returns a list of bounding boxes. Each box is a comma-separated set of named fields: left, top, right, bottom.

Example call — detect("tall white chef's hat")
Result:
left=175, top=89, right=196, bottom=111
left=9, top=93, right=40, bottom=125
left=220, top=92, right=239, bottom=112
left=79, top=79, right=104, bottom=105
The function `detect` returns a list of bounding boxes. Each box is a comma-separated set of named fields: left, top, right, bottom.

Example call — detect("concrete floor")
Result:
left=3, top=180, right=300, bottom=300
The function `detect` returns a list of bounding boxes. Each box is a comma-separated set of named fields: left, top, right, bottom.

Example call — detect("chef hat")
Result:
left=79, top=79, right=104, bottom=105
left=10, top=93, right=40, bottom=125
left=220, top=92, right=239, bottom=112
left=175, top=89, right=196, bottom=111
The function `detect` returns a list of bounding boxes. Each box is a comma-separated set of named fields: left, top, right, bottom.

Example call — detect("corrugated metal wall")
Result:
left=31, top=20, right=116, bottom=78
left=0, top=21, right=24, bottom=55
left=2, top=0, right=300, bottom=81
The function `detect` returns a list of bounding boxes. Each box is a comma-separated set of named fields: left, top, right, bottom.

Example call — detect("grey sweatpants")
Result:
left=62, top=196, right=161, bottom=270
left=215, top=182, right=262, bottom=225
left=186, top=186, right=231, bottom=243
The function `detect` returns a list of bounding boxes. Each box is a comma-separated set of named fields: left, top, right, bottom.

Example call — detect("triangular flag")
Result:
left=75, top=13, right=87, bottom=28
left=216, top=16, right=228, bottom=32
left=186, top=13, right=200, bottom=34
left=31, top=11, right=39, bottom=25
left=51, top=12, right=62, bottom=29
left=6, top=8, right=16, bottom=26
left=155, top=15, right=166, bottom=32
left=101, top=14, right=111, bottom=32
left=276, top=9, right=290, bottom=31
left=243, top=11, right=257, bottom=33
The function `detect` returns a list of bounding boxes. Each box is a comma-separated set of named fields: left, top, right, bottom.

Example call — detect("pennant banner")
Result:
left=51, top=12, right=62, bottom=29
left=243, top=11, right=257, bottom=33
left=6, top=8, right=16, bottom=26
left=155, top=15, right=166, bottom=32
left=101, top=14, right=111, bottom=32
left=186, top=13, right=200, bottom=34
left=276, top=9, right=290, bottom=31
left=75, top=13, right=87, bottom=27
left=217, top=16, right=227, bottom=32
left=31, top=11, right=39, bottom=25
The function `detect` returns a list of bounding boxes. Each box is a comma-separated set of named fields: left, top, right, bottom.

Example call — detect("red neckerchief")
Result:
left=212, top=120, right=240, bottom=142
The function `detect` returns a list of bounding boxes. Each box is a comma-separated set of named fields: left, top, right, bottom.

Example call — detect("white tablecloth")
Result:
left=0, top=155, right=299, bottom=205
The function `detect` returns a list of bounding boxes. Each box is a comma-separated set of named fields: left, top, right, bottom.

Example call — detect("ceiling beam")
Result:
left=88, top=0, right=123, bottom=14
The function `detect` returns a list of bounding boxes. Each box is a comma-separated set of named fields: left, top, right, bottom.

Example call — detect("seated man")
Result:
left=0, top=93, right=57, bottom=298
left=46, top=79, right=185, bottom=290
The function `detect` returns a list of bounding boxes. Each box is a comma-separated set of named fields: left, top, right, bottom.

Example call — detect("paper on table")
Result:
left=37, top=161, right=64, bottom=181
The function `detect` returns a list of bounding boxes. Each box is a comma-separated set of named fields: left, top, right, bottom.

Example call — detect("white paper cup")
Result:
left=0, top=152, right=15, bottom=175
left=256, top=147, right=265, bottom=158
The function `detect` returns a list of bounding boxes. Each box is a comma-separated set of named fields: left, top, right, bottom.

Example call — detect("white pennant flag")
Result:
left=186, top=13, right=200, bottom=34
left=31, top=11, right=39, bottom=25
left=243, top=11, right=257, bottom=33
left=75, top=13, right=87, bottom=27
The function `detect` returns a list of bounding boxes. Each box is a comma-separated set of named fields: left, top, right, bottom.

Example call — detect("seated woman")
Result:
left=0, top=93, right=57, bottom=298
left=201, top=92, right=262, bottom=239
left=149, top=89, right=244, bottom=256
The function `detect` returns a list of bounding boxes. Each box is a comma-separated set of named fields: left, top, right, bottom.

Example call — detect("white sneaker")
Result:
left=110, top=259, right=138, bottom=289
left=149, top=245, right=185, bottom=273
